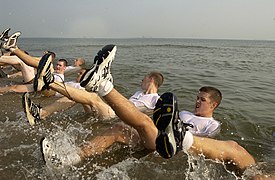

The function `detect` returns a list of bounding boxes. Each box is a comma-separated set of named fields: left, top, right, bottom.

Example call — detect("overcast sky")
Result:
left=1, top=0, right=275, bottom=40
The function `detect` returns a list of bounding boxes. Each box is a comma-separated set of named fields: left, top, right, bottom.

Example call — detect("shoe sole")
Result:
left=41, top=137, right=63, bottom=169
left=80, top=45, right=116, bottom=90
left=153, top=92, right=177, bottom=158
left=0, top=28, right=10, bottom=41
left=3, top=31, right=21, bottom=49
left=33, top=53, right=53, bottom=91
left=22, top=92, right=36, bottom=126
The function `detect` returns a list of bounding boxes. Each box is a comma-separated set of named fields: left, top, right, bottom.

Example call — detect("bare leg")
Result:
left=49, top=81, right=116, bottom=119
left=191, top=136, right=256, bottom=170
left=0, top=55, right=34, bottom=82
left=103, top=88, right=158, bottom=150
left=250, top=174, right=275, bottom=180
left=80, top=122, right=140, bottom=158
left=0, top=84, right=33, bottom=93
left=41, top=96, right=76, bottom=119
left=11, top=48, right=40, bottom=68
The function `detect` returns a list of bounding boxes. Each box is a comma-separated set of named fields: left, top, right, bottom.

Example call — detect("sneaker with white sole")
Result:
left=41, top=131, right=81, bottom=169
left=80, top=44, right=116, bottom=92
left=33, top=53, right=54, bottom=91
left=22, top=92, right=41, bottom=126
left=1, top=31, right=21, bottom=51
left=0, top=28, right=11, bottom=42
left=153, top=92, right=193, bottom=159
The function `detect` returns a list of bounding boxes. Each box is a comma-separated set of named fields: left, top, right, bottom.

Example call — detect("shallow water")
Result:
left=0, top=38, right=275, bottom=179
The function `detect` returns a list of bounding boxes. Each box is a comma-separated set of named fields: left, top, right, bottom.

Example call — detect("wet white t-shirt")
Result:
left=129, top=91, right=159, bottom=110
left=179, top=111, right=220, bottom=137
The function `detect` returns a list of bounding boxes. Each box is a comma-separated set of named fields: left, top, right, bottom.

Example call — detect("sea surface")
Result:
left=0, top=38, right=274, bottom=179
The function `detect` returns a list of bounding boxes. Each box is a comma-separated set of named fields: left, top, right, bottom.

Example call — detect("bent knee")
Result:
left=225, top=140, right=243, bottom=150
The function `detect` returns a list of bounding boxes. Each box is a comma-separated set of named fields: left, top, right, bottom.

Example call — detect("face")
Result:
left=194, top=91, right=217, bottom=117
left=141, top=75, right=151, bottom=90
left=76, top=69, right=86, bottom=82
left=55, top=61, right=66, bottom=74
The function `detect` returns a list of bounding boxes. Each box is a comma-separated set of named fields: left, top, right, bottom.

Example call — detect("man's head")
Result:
left=74, top=58, right=85, bottom=67
left=141, top=71, right=164, bottom=91
left=194, top=86, right=222, bottom=117
left=55, top=59, right=67, bottom=74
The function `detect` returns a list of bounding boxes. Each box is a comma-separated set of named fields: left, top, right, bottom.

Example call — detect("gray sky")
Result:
left=1, top=0, right=275, bottom=40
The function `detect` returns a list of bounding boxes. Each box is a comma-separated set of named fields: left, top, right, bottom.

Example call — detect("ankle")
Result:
left=98, top=80, right=113, bottom=96
left=9, top=46, right=18, bottom=52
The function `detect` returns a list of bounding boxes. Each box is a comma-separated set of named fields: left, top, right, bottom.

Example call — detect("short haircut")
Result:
left=58, top=58, right=68, bottom=66
left=148, top=71, right=164, bottom=88
left=77, top=58, right=85, bottom=65
left=199, top=86, right=222, bottom=108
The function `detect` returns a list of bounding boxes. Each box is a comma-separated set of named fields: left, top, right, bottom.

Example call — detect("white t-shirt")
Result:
left=179, top=111, right=220, bottom=137
left=129, top=91, right=160, bottom=110
left=53, top=73, right=64, bottom=82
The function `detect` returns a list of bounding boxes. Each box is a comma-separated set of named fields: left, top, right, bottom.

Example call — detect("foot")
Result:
left=80, top=44, right=117, bottom=92
left=22, top=92, right=41, bottom=126
left=0, top=28, right=11, bottom=42
left=1, top=31, right=21, bottom=51
left=153, top=92, right=191, bottom=159
left=41, top=132, right=81, bottom=169
left=33, top=53, right=54, bottom=91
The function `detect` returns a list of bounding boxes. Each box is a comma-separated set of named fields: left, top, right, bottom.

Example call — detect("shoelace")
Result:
left=30, top=102, right=41, bottom=120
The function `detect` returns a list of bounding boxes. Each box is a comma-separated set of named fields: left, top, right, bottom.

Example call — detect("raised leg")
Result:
left=49, top=81, right=115, bottom=119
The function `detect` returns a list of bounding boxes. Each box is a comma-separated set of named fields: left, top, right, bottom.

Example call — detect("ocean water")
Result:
left=0, top=38, right=274, bottom=179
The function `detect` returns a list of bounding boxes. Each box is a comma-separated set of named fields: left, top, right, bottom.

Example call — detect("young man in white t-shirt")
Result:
left=179, top=86, right=222, bottom=137
left=0, top=55, right=67, bottom=95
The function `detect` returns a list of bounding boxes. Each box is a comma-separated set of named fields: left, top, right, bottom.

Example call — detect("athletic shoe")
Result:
left=1, top=31, right=21, bottom=50
left=33, top=53, right=54, bottom=91
left=0, top=28, right=10, bottom=42
left=41, top=131, right=81, bottom=169
left=153, top=92, right=190, bottom=159
left=80, top=44, right=117, bottom=92
left=22, top=92, right=41, bottom=125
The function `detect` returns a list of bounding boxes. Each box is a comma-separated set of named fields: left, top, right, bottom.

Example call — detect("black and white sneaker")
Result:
left=41, top=131, right=81, bottom=169
left=80, top=44, right=116, bottom=92
left=0, top=28, right=10, bottom=42
left=153, top=92, right=192, bottom=159
left=1, top=31, right=21, bottom=50
left=33, top=53, right=54, bottom=91
left=22, top=92, right=41, bottom=126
